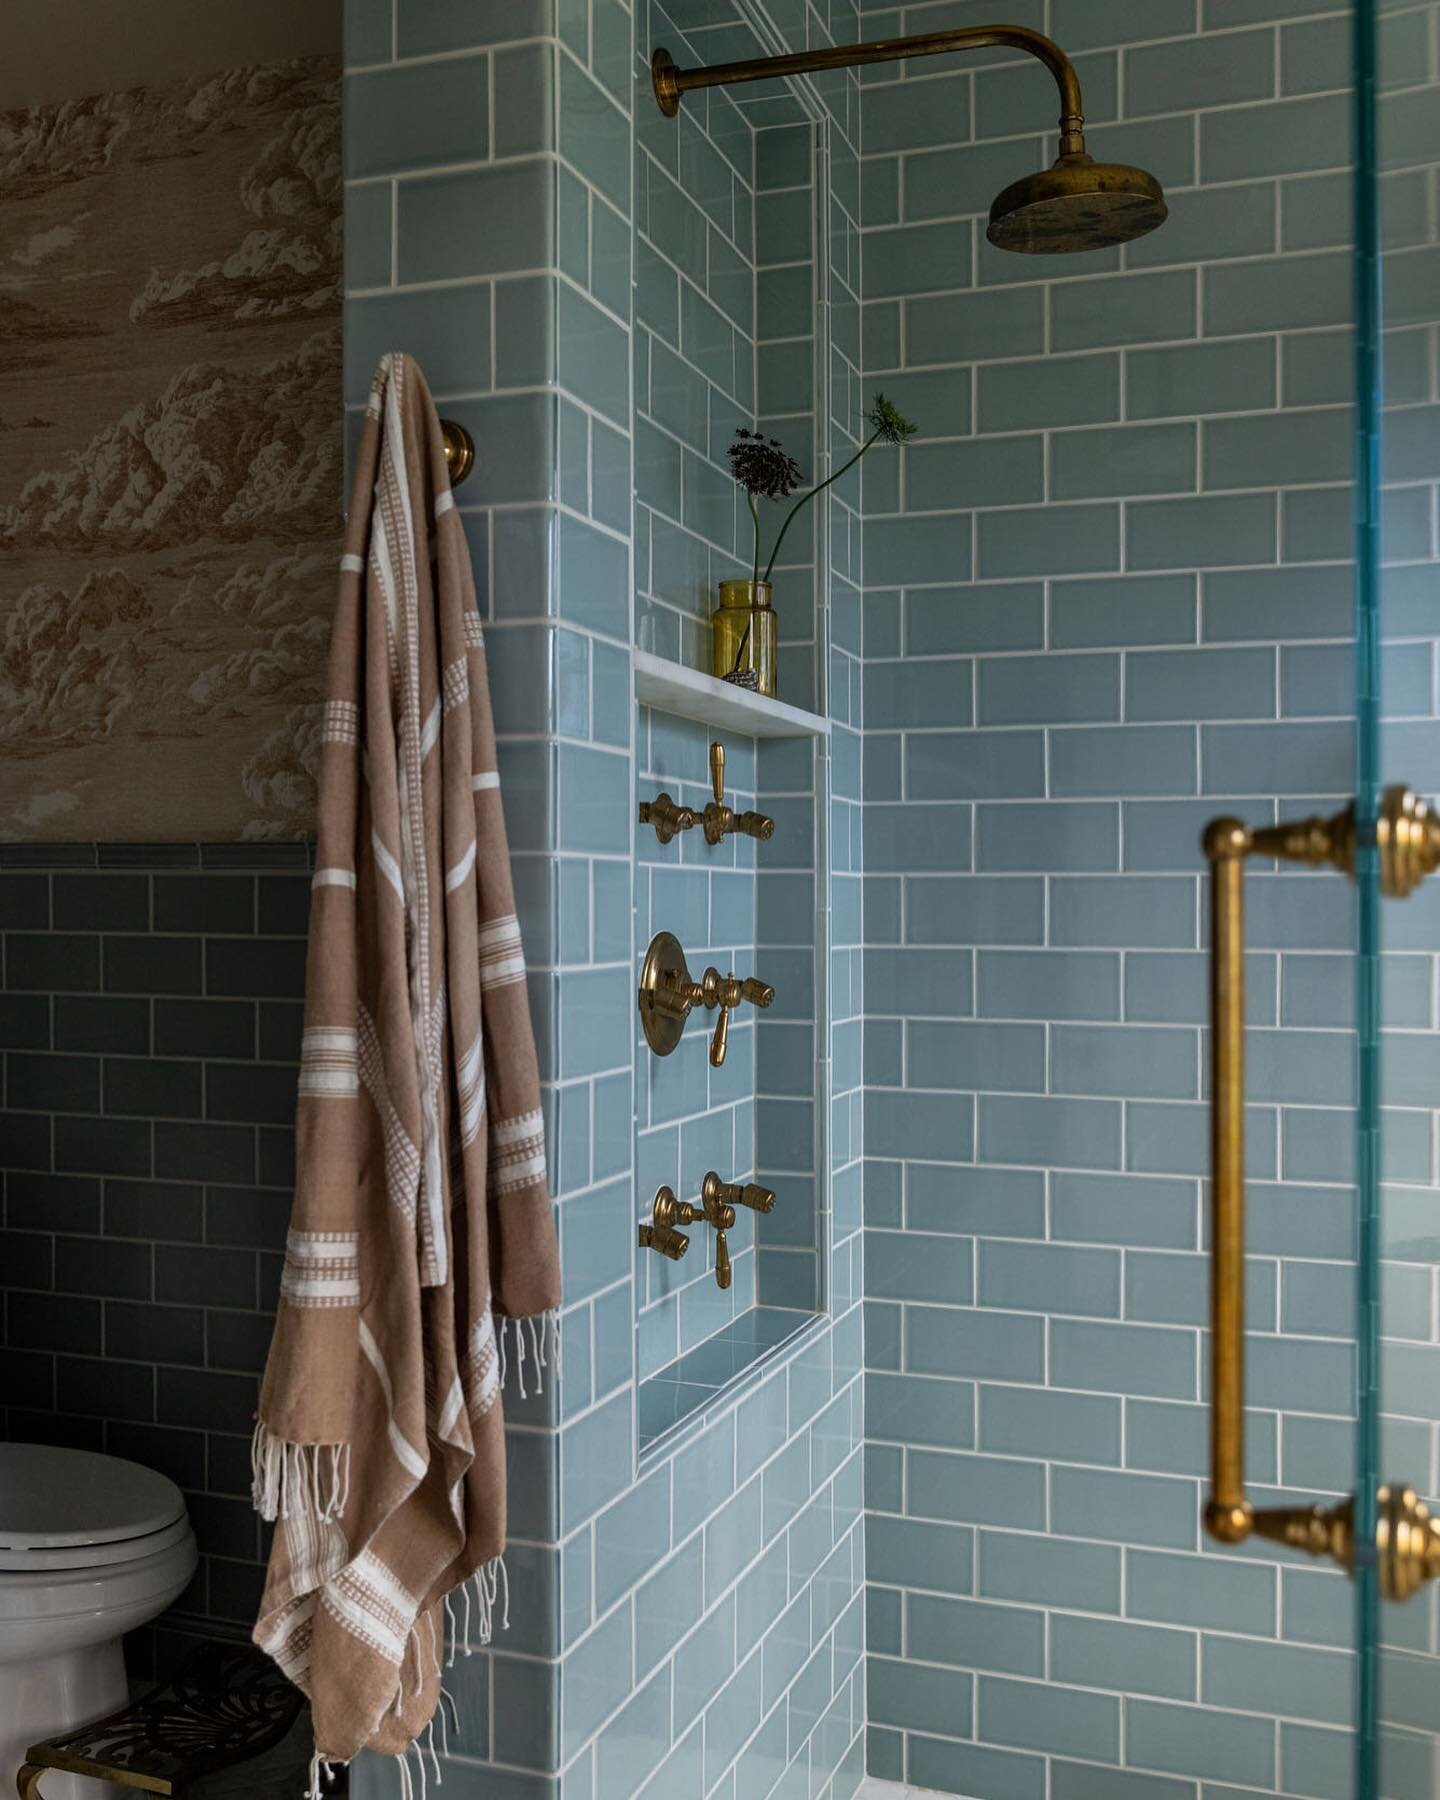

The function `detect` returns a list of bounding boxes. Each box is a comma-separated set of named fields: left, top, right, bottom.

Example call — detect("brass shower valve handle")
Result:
left=638, top=792, right=697, bottom=845
left=639, top=1185, right=737, bottom=1290
left=702, top=1171, right=776, bottom=1214
left=638, top=931, right=775, bottom=1067
left=702, top=743, right=774, bottom=847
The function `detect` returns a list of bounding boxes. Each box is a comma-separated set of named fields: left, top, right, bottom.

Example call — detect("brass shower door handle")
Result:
left=1203, top=787, right=1440, bottom=1598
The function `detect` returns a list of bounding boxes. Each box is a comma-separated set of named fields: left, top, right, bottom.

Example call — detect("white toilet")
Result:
left=0, top=1443, right=198, bottom=1800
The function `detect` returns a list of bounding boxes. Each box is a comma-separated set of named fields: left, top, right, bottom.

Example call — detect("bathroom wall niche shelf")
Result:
left=633, top=649, right=829, bottom=739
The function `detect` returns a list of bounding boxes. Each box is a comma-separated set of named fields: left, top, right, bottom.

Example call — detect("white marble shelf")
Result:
left=633, top=648, right=830, bottom=739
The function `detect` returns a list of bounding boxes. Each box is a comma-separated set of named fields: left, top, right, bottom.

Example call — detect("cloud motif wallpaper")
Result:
left=0, top=56, right=341, bottom=839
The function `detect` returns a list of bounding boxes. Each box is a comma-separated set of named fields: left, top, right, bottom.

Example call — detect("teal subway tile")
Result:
left=1202, top=1632, right=1354, bottom=1727
left=863, top=219, right=972, bottom=297
left=1053, top=1765, right=1193, bottom=1800
left=345, top=284, right=493, bottom=405
left=867, top=1371, right=974, bottom=1449
left=598, top=1663, right=672, bottom=1799
left=907, top=1164, right=1048, bottom=1239
left=1248, top=1333, right=1354, bottom=1415
left=976, top=803, right=1120, bottom=873
left=1247, top=1025, right=1353, bottom=1105
left=1282, top=1723, right=1355, bottom=1800
left=1050, top=725, right=1198, bottom=797
left=1051, top=0, right=1195, bottom=53
left=1128, top=1697, right=1273, bottom=1788
left=1051, top=1464, right=1196, bottom=1550
left=398, top=160, right=554, bottom=283
left=868, top=1229, right=974, bottom=1304
left=979, top=653, right=1119, bottom=725
left=1052, top=1615, right=1196, bottom=1701
left=561, top=1390, right=631, bottom=1530
left=1128, top=645, right=1278, bottom=726
left=1051, top=1318, right=1196, bottom=1398
left=978, top=1094, right=1122, bottom=1169
left=559, top=513, right=628, bottom=640
left=1050, top=574, right=1197, bottom=648
left=1051, top=1170, right=1197, bottom=1249
left=978, top=353, right=1121, bottom=432
left=345, top=182, right=392, bottom=290
left=1128, top=1097, right=1278, bottom=1178
left=978, top=1676, right=1120, bottom=1763
left=1128, top=338, right=1277, bottom=422
left=495, top=42, right=555, bottom=157
left=862, top=366, right=974, bottom=440
left=1201, top=720, right=1351, bottom=795
left=976, top=45, right=1118, bottom=140
left=398, top=0, right=553, bottom=54
left=635, top=1549, right=704, bottom=1680
left=1122, top=798, right=1264, bottom=875
left=1049, top=876, right=1197, bottom=948
left=867, top=803, right=973, bottom=872
left=1051, top=269, right=1197, bottom=353
left=1202, top=406, right=1351, bottom=490
left=906, top=874, right=1047, bottom=941
left=865, top=1089, right=975, bottom=1160
left=1282, top=329, right=1355, bottom=406
left=863, top=512, right=974, bottom=587
left=1127, top=493, right=1276, bottom=571
left=1128, top=181, right=1278, bottom=271
left=978, top=1528, right=1122, bottom=1612
left=908, top=1592, right=1046, bottom=1677
left=869, top=1656, right=973, bottom=1735
left=563, top=1603, right=633, bottom=1754
left=559, top=284, right=629, bottom=426
left=868, top=1514, right=975, bottom=1595
left=906, top=1304, right=1046, bottom=1382
left=1201, top=91, right=1349, bottom=183
left=864, top=69, right=972, bottom=152
left=977, top=504, right=1121, bottom=578
left=1129, top=27, right=1276, bottom=116
left=866, top=946, right=973, bottom=1015
left=905, top=729, right=1046, bottom=799
left=1050, top=422, right=1197, bottom=500
left=978, top=949, right=1120, bottom=1021
left=906, top=287, right=1046, bottom=365
left=496, top=276, right=557, bottom=389
left=1127, top=1395, right=1269, bottom=1485
left=1126, top=1248, right=1276, bottom=1331
left=908, top=584, right=1047, bottom=655
left=862, top=155, right=900, bottom=225
left=865, top=658, right=973, bottom=727
left=908, top=435, right=1047, bottom=511
left=979, top=1383, right=1122, bottom=1464
left=908, top=1019, right=1047, bottom=1092
left=346, top=57, right=492, bottom=178
left=1203, top=564, right=1353, bottom=641
left=558, top=744, right=629, bottom=853
left=981, top=1239, right=1121, bottom=1316
left=456, top=394, right=557, bottom=506
left=1052, top=1023, right=1196, bottom=1099
left=560, top=53, right=629, bottom=212
left=909, top=1448, right=1047, bottom=1530
left=346, top=0, right=391, bottom=61
left=1127, top=1546, right=1277, bottom=1635
left=1204, top=249, right=1350, bottom=336
left=910, top=1737, right=1047, bottom=1800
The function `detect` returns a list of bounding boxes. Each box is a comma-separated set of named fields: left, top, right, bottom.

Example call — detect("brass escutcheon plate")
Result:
left=638, top=929, right=693, bottom=1057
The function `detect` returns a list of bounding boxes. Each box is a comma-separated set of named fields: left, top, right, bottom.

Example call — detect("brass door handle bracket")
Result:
left=1204, top=785, right=1440, bottom=1597
left=638, top=930, right=775, bottom=1066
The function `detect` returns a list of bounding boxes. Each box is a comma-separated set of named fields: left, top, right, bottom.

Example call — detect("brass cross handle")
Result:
left=1204, top=786, right=1440, bottom=1598
left=638, top=931, right=775, bottom=1066
left=702, top=742, right=775, bottom=846
left=638, top=792, right=697, bottom=845
left=702, top=1171, right=776, bottom=1213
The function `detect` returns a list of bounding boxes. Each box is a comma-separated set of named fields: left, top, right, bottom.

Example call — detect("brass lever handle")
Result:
left=638, top=932, right=775, bottom=1065
left=1203, top=786, right=1440, bottom=1597
left=702, top=741, right=775, bottom=846
left=639, top=1184, right=736, bottom=1289
left=702, top=1171, right=776, bottom=1213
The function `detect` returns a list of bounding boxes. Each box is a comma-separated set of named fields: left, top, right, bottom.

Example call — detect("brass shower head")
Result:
left=987, top=153, right=1168, bottom=254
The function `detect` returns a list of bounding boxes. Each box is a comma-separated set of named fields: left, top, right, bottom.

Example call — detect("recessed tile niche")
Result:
left=630, top=0, right=837, bottom=1453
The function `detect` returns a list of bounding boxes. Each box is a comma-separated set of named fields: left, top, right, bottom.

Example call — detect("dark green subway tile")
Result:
left=104, top=937, right=203, bottom=997
left=54, top=1114, right=150, bottom=1177
left=53, top=875, right=148, bottom=932
left=153, top=876, right=256, bottom=935
left=54, top=997, right=149, bottom=1055
left=7, top=934, right=100, bottom=993
left=0, top=874, right=50, bottom=928
left=205, top=939, right=307, bottom=999
left=155, top=1000, right=256, bottom=1061
left=105, top=1058, right=204, bottom=1120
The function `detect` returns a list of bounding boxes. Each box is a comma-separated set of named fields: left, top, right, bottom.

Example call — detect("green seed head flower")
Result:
left=865, top=393, right=918, bottom=446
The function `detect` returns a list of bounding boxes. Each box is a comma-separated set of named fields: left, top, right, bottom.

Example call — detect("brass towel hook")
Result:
left=439, top=419, right=475, bottom=487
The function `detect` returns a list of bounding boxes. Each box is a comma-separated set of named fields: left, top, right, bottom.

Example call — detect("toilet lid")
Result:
left=0, top=1444, right=186, bottom=1560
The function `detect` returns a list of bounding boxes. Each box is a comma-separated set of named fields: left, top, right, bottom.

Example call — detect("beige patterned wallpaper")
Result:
left=0, top=56, right=341, bottom=839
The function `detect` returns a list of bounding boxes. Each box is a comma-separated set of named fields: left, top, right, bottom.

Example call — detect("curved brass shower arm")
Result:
left=652, top=26, right=1086, bottom=157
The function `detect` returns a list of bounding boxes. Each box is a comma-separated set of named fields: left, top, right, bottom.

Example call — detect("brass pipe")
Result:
left=1204, top=820, right=1253, bottom=1544
left=652, top=27, right=1087, bottom=155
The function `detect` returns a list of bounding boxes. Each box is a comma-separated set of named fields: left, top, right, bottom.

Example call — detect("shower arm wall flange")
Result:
left=651, top=26, right=1086, bottom=160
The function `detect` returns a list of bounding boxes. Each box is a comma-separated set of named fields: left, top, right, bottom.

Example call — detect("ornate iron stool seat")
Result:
left=16, top=1642, right=319, bottom=1798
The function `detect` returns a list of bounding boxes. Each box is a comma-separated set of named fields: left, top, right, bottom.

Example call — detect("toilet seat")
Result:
left=0, top=1443, right=188, bottom=1572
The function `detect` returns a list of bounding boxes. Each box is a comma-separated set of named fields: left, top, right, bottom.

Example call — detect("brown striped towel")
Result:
left=250, top=354, right=559, bottom=1796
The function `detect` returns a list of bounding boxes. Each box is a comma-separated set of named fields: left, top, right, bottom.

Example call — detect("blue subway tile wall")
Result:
left=858, top=0, right=1440, bottom=1793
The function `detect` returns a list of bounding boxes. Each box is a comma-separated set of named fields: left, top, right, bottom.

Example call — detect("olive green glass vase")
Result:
left=711, top=579, right=777, bottom=697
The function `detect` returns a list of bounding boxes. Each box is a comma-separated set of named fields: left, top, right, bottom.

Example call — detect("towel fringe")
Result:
left=251, top=1422, right=350, bottom=1525
left=305, top=1752, right=343, bottom=1799
left=492, top=1308, right=560, bottom=1400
